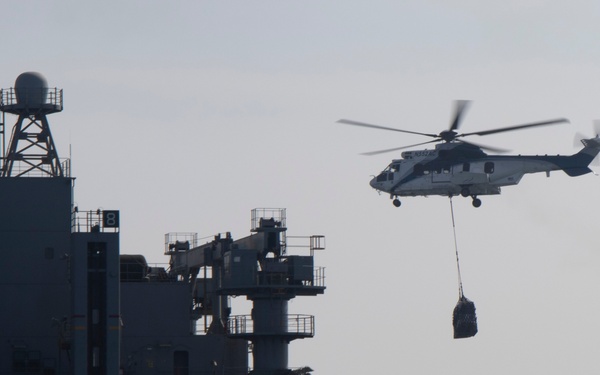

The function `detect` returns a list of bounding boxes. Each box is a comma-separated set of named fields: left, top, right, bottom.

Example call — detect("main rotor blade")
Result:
left=360, top=139, right=440, bottom=156
left=449, top=100, right=471, bottom=131
left=459, top=118, right=569, bottom=137
left=337, top=119, right=438, bottom=138
left=458, top=140, right=510, bottom=153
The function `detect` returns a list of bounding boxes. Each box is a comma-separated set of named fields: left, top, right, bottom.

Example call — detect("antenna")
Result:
left=0, top=72, right=64, bottom=177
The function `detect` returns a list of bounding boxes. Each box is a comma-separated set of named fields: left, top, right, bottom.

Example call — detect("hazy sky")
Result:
left=4, top=1, right=600, bottom=374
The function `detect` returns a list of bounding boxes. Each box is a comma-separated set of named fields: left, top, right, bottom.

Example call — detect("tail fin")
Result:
left=578, top=137, right=600, bottom=161
left=565, top=137, right=600, bottom=176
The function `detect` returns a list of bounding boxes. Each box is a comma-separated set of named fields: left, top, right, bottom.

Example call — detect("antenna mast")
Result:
left=0, top=72, right=64, bottom=177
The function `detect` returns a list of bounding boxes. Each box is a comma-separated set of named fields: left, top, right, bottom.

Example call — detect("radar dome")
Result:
left=15, top=72, right=48, bottom=107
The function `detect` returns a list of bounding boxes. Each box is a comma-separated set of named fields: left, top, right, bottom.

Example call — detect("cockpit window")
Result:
left=384, top=163, right=401, bottom=173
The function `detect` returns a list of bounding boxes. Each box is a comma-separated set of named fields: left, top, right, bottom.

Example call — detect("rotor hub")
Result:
left=439, top=130, right=458, bottom=142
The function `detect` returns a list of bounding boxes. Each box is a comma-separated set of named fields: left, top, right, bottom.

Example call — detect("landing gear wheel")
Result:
left=461, top=188, right=470, bottom=197
left=393, top=198, right=401, bottom=207
left=472, top=197, right=482, bottom=208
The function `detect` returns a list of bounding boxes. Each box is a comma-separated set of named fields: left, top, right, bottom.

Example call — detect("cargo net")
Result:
left=453, top=296, right=478, bottom=339
left=449, top=197, right=478, bottom=339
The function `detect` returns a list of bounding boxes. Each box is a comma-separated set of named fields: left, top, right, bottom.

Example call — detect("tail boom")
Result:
left=563, top=137, right=600, bottom=176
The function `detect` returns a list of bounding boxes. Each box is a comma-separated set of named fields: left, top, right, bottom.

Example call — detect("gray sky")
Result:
left=4, top=1, right=600, bottom=373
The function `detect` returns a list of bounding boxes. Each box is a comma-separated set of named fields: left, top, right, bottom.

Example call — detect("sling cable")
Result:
left=449, top=196, right=478, bottom=339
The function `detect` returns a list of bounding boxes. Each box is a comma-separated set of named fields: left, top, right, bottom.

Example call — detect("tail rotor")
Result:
left=573, top=120, right=600, bottom=166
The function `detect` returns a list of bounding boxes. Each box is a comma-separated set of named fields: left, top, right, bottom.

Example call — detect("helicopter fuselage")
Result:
left=339, top=101, right=598, bottom=207
left=370, top=140, right=599, bottom=206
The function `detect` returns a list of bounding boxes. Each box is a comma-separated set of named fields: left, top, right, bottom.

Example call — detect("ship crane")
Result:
left=165, top=208, right=326, bottom=375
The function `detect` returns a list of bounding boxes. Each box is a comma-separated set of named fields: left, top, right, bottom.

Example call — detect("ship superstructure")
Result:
left=0, top=72, right=326, bottom=375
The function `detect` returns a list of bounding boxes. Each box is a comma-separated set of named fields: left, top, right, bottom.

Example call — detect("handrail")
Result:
left=0, top=158, right=71, bottom=178
left=71, top=209, right=119, bottom=233
left=227, top=314, right=314, bottom=337
left=0, top=87, right=63, bottom=109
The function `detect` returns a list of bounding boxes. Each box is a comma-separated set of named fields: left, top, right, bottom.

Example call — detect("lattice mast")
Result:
left=0, top=72, right=64, bottom=177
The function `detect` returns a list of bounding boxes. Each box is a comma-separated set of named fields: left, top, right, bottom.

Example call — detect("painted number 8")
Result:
left=103, top=211, right=119, bottom=228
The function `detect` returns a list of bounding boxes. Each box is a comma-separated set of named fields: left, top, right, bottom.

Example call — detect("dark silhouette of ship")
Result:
left=0, top=72, right=326, bottom=375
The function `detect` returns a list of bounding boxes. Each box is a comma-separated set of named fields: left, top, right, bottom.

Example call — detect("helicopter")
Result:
left=339, top=100, right=600, bottom=208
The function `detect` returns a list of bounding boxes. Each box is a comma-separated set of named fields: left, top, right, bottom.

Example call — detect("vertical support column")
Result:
left=251, top=299, right=289, bottom=373
left=2, top=113, right=63, bottom=177
left=87, top=242, right=107, bottom=374
left=71, top=236, right=88, bottom=373
left=72, top=232, right=120, bottom=375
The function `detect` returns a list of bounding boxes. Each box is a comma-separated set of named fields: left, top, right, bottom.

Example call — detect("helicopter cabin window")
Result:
left=484, top=162, right=495, bottom=174
left=463, top=163, right=470, bottom=172
left=433, top=165, right=451, bottom=175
